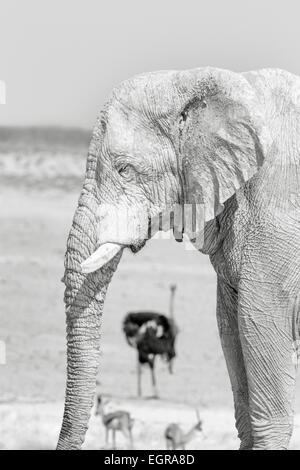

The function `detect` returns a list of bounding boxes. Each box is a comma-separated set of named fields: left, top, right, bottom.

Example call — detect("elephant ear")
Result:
left=179, top=69, right=271, bottom=248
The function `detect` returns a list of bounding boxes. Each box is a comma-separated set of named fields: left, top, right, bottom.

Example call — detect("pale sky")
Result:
left=0, top=0, right=299, bottom=129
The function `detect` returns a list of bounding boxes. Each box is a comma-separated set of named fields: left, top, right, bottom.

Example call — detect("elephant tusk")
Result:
left=81, top=242, right=123, bottom=274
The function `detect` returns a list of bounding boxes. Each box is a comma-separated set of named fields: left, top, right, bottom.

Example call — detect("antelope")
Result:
left=164, top=410, right=203, bottom=450
left=95, top=395, right=134, bottom=449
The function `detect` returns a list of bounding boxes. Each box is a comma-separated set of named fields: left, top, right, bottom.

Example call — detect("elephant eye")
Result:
left=180, top=109, right=188, bottom=122
left=117, top=164, right=133, bottom=178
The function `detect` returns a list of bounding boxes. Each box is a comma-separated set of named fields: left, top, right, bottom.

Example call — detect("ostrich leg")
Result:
left=128, top=427, right=133, bottom=449
left=137, top=354, right=142, bottom=397
left=150, top=358, right=158, bottom=398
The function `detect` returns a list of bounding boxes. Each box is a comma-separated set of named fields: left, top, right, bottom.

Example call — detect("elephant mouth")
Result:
left=81, top=242, right=125, bottom=274
left=81, top=217, right=151, bottom=274
left=81, top=238, right=147, bottom=274
left=129, top=239, right=146, bottom=253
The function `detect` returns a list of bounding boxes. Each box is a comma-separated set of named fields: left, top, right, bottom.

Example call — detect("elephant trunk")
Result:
left=57, top=152, right=121, bottom=450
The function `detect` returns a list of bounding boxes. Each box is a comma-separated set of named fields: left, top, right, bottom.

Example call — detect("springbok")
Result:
left=95, top=395, right=134, bottom=449
left=164, top=410, right=203, bottom=450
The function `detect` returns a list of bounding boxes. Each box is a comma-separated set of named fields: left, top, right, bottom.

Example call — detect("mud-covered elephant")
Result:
left=57, top=67, right=300, bottom=450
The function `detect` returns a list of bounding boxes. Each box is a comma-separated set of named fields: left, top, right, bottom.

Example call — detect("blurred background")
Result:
left=0, top=0, right=299, bottom=450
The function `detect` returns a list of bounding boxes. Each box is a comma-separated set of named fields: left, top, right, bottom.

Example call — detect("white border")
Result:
left=0, top=81, right=6, bottom=104
left=0, top=340, right=6, bottom=365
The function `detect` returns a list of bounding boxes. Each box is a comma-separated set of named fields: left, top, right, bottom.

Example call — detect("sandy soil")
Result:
left=0, top=132, right=299, bottom=449
left=1, top=399, right=300, bottom=450
left=0, top=400, right=238, bottom=450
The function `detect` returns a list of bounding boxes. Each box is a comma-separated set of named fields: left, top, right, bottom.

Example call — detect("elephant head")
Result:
left=57, top=67, right=270, bottom=449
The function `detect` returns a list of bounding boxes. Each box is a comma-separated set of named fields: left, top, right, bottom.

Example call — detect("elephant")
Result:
left=57, top=67, right=300, bottom=450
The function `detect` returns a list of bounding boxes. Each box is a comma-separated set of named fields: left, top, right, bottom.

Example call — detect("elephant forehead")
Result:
left=106, top=107, right=135, bottom=148
left=111, top=70, right=193, bottom=117
left=105, top=106, right=160, bottom=155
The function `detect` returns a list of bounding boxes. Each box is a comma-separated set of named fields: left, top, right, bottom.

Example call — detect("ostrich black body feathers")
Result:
left=123, top=311, right=177, bottom=366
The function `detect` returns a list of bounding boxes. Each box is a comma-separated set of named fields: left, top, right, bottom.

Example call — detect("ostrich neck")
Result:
left=169, top=291, right=175, bottom=319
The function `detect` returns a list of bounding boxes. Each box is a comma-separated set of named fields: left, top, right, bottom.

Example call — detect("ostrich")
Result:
left=123, top=284, right=178, bottom=398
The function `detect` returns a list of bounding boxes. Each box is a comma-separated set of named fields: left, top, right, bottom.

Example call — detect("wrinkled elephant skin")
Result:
left=57, top=68, right=300, bottom=450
